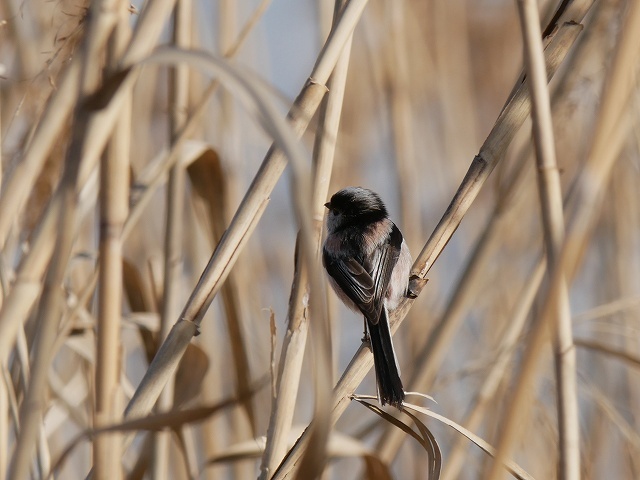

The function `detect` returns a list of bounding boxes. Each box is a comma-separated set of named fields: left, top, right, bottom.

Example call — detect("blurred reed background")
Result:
left=0, top=0, right=639, bottom=478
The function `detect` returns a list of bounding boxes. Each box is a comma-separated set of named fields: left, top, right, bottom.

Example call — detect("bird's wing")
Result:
left=323, top=252, right=377, bottom=318
left=366, top=224, right=402, bottom=324
left=323, top=224, right=403, bottom=324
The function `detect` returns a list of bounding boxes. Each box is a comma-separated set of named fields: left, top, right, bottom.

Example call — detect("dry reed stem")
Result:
left=442, top=259, right=547, bottom=480
left=375, top=1, right=595, bottom=462
left=428, top=18, right=615, bottom=465
left=259, top=1, right=352, bottom=476
left=123, top=0, right=367, bottom=424
left=370, top=0, right=610, bottom=467
left=271, top=5, right=592, bottom=478
left=151, top=0, right=191, bottom=478
left=9, top=0, right=126, bottom=475
left=516, top=0, right=579, bottom=478
left=0, top=369, right=5, bottom=480
left=388, top=0, right=421, bottom=241
left=487, top=1, right=640, bottom=477
left=0, top=0, right=179, bottom=250
left=411, top=19, right=583, bottom=280
left=0, top=0, right=180, bottom=371
left=93, top=3, right=132, bottom=478
left=11, top=321, right=53, bottom=477
left=377, top=140, right=534, bottom=461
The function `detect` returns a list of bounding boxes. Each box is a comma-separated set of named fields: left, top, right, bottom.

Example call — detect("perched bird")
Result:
left=322, top=187, right=412, bottom=407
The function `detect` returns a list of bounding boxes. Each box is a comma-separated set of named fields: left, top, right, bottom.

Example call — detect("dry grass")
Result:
left=1, top=0, right=639, bottom=479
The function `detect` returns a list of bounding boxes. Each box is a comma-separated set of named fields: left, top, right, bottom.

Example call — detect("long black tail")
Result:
left=367, top=309, right=404, bottom=406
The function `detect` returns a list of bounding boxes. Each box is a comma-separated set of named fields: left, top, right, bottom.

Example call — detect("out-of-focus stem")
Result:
left=94, top=3, right=132, bottom=478
left=259, top=2, right=352, bottom=476
left=152, top=0, right=190, bottom=479
left=488, top=1, right=640, bottom=478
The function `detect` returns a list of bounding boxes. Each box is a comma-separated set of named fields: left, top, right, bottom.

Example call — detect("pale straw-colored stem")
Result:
left=270, top=4, right=593, bottom=478
left=8, top=0, right=123, bottom=474
left=493, top=1, right=578, bottom=479
left=0, top=0, right=180, bottom=368
left=488, top=1, right=640, bottom=478
left=123, top=0, right=368, bottom=424
left=377, top=148, right=533, bottom=461
left=442, top=258, right=546, bottom=480
left=94, top=5, right=132, bottom=478
left=152, top=0, right=190, bottom=478
left=411, top=18, right=583, bottom=280
left=259, top=2, right=352, bottom=476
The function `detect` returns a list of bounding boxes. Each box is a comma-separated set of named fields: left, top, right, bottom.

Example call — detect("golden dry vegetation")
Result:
left=0, top=0, right=639, bottom=479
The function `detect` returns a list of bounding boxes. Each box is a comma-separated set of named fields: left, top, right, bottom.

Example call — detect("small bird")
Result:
left=322, top=187, right=412, bottom=407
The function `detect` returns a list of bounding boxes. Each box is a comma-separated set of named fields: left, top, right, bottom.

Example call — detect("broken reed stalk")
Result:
left=515, top=1, right=579, bottom=478
left=487, top=1, right=640, bottom=477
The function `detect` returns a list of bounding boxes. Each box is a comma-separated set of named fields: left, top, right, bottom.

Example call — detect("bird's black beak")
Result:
left=324, top=202, right=331, bottom=209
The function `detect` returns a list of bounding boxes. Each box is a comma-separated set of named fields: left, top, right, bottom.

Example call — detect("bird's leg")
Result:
left=407, top=275, right=428, bottom=299
left=361, top=318, right=370, bottom=343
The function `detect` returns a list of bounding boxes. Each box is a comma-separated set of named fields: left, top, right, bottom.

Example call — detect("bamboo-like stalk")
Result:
left=93, top=3, right=132, bottom=478
left=487, top=2, right=640, bottom=478
left=123, top=0, right=368, bottom=422
left=514, top=1, right=579, bottom=478
left=152, top=0, right=190, bottom=478
left=12, top=327, right=52, bottom=478
left=411, top=18, right=584, bottom=280
left=0, top=86, right=2, bottom=189
left=259, top=2, right=352, bottom=476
